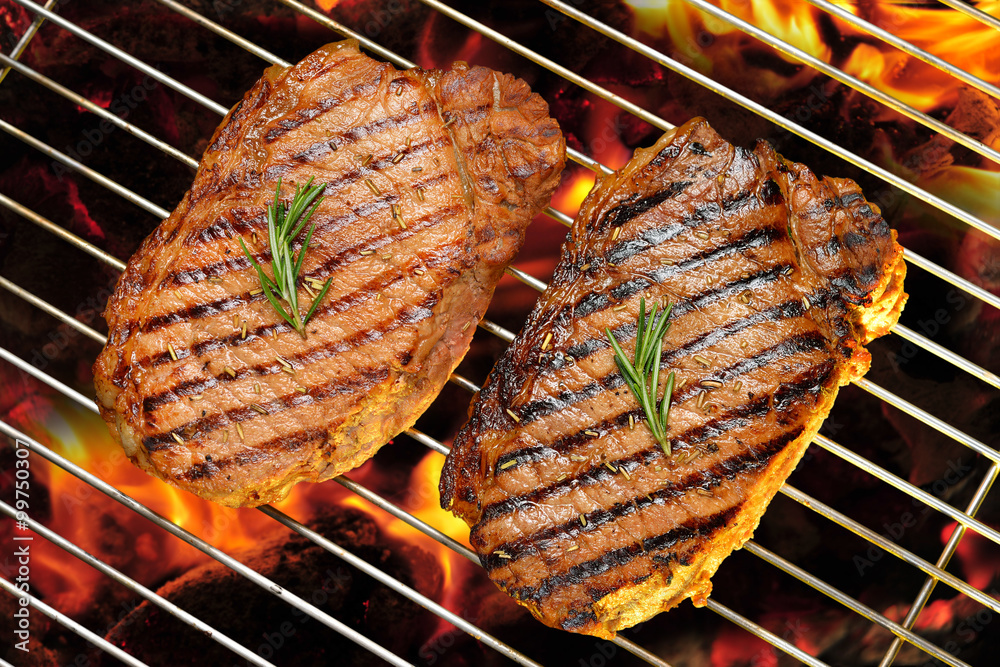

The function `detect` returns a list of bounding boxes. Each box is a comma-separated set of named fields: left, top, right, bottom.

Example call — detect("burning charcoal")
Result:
left=101, top=508, right=442, bottom=666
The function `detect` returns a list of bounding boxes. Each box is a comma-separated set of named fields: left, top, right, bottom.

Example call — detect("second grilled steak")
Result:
left=441, top=118, right=906, bottom=637
left=93, top=40, right=565, bottom=507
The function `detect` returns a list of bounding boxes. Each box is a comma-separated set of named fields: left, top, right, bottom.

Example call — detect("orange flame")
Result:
left=17, top=389, right=470, bottom=618
left=626, top=0, right=1000, bottom=114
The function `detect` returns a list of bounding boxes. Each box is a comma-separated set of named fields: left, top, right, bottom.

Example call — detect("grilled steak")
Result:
left=93, top=40, right=565, bottom=508
left=440, top=118, right=905, bottom=637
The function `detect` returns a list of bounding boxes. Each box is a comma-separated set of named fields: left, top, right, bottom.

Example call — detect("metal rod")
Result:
left=0, top=422, right=416, bottom=667
left=813, top=434, right=1000, bottom=546
left=779, top=484, right=1000, bottom=614
left=679, top=0, right=1000, bottom=165
left=478, top=318, right=516, bottom=342
left=506, top=265, right=548, bottom=292
left=420, top=0, right=674, bottom=134
left=0, top=0, right=57, bottom=86
left=258, top=505, right=545, bottom=667
left=0, top=576, right=150, bottom=667
left=0, top=118, right=171, bottom=219
left=0, top=345, right=97, bottom=411
left=403, top=426, right=452, bottom=455
left=336, top=472, right=674, bottom=667
left=155, top=0, right=290, bottom=67
left=9, top=0, right=230, bottom=116
left=536, top=0, right=1000, bottom=244
left=743, top=541, right=971, bottom=667
left=903, top=248, right=1000, bottom=312
left=891, top=323, right=1000, bottom=390
left=934, top=0, right=1000, bottom=31
left=274, top=0, right=416, bottom=69
left=877, top=461, right=1000, bottom=667
left=803, top=0, right=1000, bottom=101
left=0, top=192, right=127, bottom=271
left=0, top=499, right=277, bottom=667
left=854, top=377, right=999, bottom=464
left=0, top=275, right=106, bottom=344
left=334, top=475, right=477, bottom=562
left=0, top=53, right=198, bottom=168
left=704, top=598, right=830, bottom=667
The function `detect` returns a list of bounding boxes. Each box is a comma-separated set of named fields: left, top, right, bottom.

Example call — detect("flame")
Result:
left=342, top=450, right=471, bottom=592
left=314, top=0, right=341, bottom=10
left=625, top=0, right=1000, bottom=114
left=553, top=171, right=597, bottom=216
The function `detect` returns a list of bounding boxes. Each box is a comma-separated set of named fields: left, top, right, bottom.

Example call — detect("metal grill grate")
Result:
left=0, top=0, right=997, bottom=665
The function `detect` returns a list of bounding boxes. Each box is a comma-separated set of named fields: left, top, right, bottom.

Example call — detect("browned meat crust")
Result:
left=93, top=40, right=565, bottom=508
left=440, top=118, right=905, bottom=637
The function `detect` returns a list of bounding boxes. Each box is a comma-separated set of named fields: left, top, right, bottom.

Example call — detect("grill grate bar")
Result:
left=854, top=377, right=999, bottom=464
left=0, top=52, right=198, bottom=168
left=892, top=323, right=1000, bottom=390
left=0, top=274, right=105, bottom=343
left=5, top=342, right=991, bottom=667
left=0, top=118, right=170, bottom=219
left=813, top=434, right=1000, bottom=546
left=335, top=475, right=478, bottom=563
left=258, top=504, right=546, bottom=667
left=743, top=541, right=972, bottom=667
left=9, top=0, right=228, bottom=116
left=878, top=461, right=1000, bottom=667
left=0, top=576, right=150, bottom=667
left=0, top=0, right=55, bottom=86
left=0, top=421, right=418, bottom=667
left=680, top=0, right=1000, bottom=164
left=0, top=336, right=548, bottom=665
left=535, top=0, right=1000, bottom=244
left=0, top=499, right=278, bottom=667
left=779, top=484, right=1000, bottom=614
left=934, top=0, right=1000, bottom=31
left=420, top=0, right=673, bottom=134
left=803, top=0, right=1000, bottom=101
left=903, top=248, right=1000, bottom=312
left=275, top=0, right=415, bottom=69
left=0, top=192, right=126, bottom=271
left=702, top=598, right=830, bottom=667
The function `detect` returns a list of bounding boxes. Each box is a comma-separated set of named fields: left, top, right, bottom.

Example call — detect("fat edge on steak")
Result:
left=93, top=40, right=565, bottom=507
left=441, top=118, right=907, bottom=637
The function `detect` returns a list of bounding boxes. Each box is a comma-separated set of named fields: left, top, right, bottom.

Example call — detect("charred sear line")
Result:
left=609, top=219, right=781, bottom=268
left=478, top=357, right=831, bottom=525
left=140, top=203, right=462, bottom=343
left=594, top=181, right=693, bottom=233
left=263, top=75, right=380, bottom=143
left=143, top=365, right=391, bottom=452
left=482, top=425, right=804, bottom=572
left=504, top=504, right=744, bottom=603
left=565, top=262, right=791, bottom=362
left=142, top=287, right=446, bottom=413
left=179, top=427, right=328, bottom=481
left=174, top=135, right=448, bottom=263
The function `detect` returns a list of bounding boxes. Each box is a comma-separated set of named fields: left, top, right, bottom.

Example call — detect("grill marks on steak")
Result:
left=440, top=118, right=906, bottom=637
left=93, top=40, right=565, bottom=507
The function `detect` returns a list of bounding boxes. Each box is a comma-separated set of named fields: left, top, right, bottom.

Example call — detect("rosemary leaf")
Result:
left=240, top=177, right=330, bottom=338
left=605, top=298, right=676, bottom=456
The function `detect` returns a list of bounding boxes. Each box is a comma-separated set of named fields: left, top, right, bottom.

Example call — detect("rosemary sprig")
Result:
left=239, top=177, right=333, bottom=339
left=605, top=298, right=677, bottom=456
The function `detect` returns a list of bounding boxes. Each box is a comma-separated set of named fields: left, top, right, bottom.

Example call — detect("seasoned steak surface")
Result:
left=93, top=40, right=565, bottom=507
left=440, top=118, right=905, bottom=637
